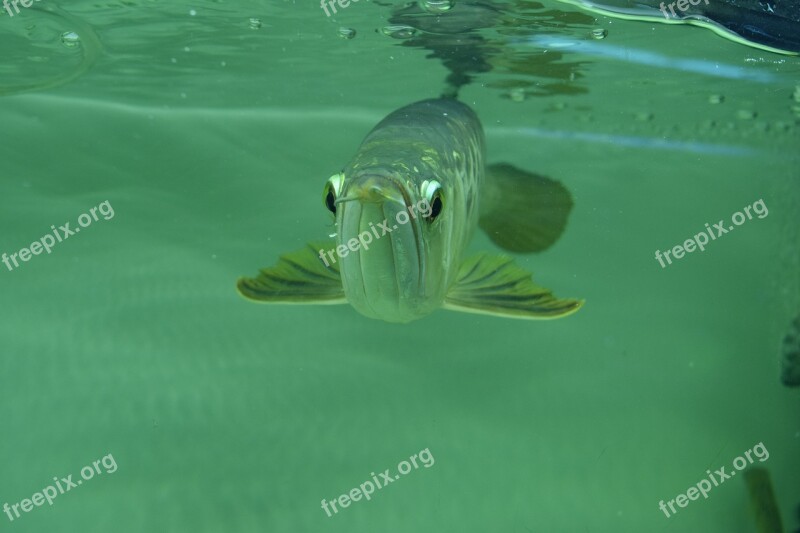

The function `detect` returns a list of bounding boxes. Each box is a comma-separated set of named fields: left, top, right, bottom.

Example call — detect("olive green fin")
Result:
left=443, top=253, right=583, bottom=319
left=237, top=241, right=347, bottom=304
left=479, top=163, right=574, bottom=254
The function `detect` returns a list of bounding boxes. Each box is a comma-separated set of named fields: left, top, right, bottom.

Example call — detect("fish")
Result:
left=237, top=98, right=583, bottom=323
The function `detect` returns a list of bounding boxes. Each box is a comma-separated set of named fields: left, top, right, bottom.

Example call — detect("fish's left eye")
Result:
left=323, top=173, right=345, bottom=214
left=420, top=180, right=444, bottom=221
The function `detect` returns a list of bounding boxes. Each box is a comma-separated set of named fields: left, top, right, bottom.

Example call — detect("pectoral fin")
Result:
left=480, top=163, right=573, bottom=253
left=444, top=253, right=583, bottom=319
left=237, top=242, right=347, bottom=304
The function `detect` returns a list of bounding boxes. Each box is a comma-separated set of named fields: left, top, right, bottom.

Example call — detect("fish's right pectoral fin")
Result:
left=444, top=253, right=583, bottom=319
left=236, top=241, right=347, bottom=304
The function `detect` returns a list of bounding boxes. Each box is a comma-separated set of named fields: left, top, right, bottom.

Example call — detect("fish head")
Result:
left=323, top=169, right=452, bottom=323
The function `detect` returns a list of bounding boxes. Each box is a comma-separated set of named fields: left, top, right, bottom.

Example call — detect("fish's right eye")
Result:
left=323, top=173, right=345, bottom=214
left=323, top=184, right=336, bottom=213
left=420, top=180, right=444, bottom=222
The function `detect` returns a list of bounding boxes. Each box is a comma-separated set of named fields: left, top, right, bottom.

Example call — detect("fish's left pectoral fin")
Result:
left=480, top=163, right=574, bottom=254
left=236, top=241, right=347, bottom=304
left=444, top=253, right=583, bottom=320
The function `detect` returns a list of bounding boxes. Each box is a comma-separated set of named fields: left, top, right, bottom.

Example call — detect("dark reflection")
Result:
left=383, top=0, right=595, bottom=97
left=564, top=0, right=800, bottom=52
left=781, top=314, right=800, bottom=388
left=380, top=0, right=800, bottom=100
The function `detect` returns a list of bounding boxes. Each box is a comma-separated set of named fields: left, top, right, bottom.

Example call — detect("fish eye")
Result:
left=429, top=191, right=443, bottom=220
left=323, top=173, right=345, bottom=214
left=420, top=180, right=444, bottom=221
left=323, top=184, right=336, bottom=214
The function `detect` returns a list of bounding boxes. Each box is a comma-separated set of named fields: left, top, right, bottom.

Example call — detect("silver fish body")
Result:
left=335, top=98, right=484, bottom=322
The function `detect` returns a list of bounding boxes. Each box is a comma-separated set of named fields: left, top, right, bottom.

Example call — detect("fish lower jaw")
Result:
left=348, top=298, right=442, bottom=324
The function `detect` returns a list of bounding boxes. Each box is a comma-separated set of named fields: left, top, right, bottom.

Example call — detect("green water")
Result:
left=1, top=1, right=799, bottom=532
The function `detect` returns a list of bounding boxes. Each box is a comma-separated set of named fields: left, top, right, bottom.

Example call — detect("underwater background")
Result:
left=1, top=0, right=799, bottom=531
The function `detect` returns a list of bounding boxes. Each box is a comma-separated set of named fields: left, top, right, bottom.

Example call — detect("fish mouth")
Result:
left=336, top=173, right=429, bottom=323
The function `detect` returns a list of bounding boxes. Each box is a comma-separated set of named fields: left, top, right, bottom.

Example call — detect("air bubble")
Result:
left=338, top=27, right=356, bottom=39
left=419, top=0, right=454, bottom=13
left=60, top=31, right=80, bottom=48
left=380, top=25, right=417, bottom=39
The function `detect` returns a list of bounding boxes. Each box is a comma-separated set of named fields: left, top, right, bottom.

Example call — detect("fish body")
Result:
left=238, top=98, right=583, bottom=323
left=336, top=98, right=482, bottom=322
